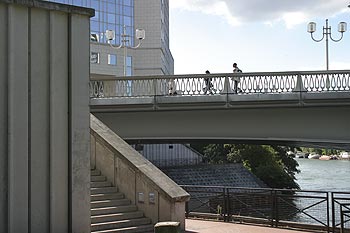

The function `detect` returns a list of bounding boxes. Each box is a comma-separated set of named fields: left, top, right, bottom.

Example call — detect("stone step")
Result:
left=91, top=224, right=154, bottom=233
left=91, top=217, right=151, bottom=232
left=91, top=211, right=144, bottom=224
left=91, top=170, right=101, bottom=176
left=91, top=181, right=112, bottom=188
left=91, top=187, right=118, bottom=195
left=91, top=193, right=124, bottom=202
left=91, top=175, right=107, bottom=182
left=91, top=205, right=138, bottom=216
left=91, top=199, right=131, bottom=209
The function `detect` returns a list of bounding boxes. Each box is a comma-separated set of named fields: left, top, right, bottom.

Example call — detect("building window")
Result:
left=126, top=56, right=132, bottom=76
left=90, top=52, right=99, bottom=64
left=108, top=54, right=117, bottom=65
left=90, top=33, right=99, bottom=42
left=48, top=0, right=135, bottom=46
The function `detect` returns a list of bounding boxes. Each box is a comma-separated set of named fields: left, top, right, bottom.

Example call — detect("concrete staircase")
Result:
left=91, top=169, right=154, bottom=233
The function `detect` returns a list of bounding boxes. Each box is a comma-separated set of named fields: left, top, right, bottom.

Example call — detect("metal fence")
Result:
left=90, top=70, right=350, bottom=98
left=340, top=204, right=350, bottom=233
left=181, top=185, right=350, bottom=232
left=332, top=192, right=350, bottom=232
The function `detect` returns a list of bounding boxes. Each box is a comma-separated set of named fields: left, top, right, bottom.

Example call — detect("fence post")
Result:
left=223, top=187, right=227, bottom=222
left=273, top=190, right=279, bottom=227
left=270, top=190, right=274, bottom=227
left=332, top=192, right=335, bottom=233
left=326, top=192, right=330, bottom=233
left=340, top=207, right=344, bottom=233
left=226, top=188, right=231, bottom=222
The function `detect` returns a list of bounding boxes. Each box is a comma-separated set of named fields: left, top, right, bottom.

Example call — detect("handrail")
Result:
left=90, top=114, right=190, bottom=202
left=90, top=70, right=350, bottom=81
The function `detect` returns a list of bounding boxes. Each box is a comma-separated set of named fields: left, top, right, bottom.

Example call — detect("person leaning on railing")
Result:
left=232, top=62, right=242, bottom=93
left=168, top=80, right=177, bottom=95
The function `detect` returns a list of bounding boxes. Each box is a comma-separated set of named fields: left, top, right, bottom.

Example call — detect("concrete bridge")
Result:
left=90, top=70, right=350, bottom=150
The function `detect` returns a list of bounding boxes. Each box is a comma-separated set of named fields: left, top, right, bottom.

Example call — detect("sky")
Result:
left=169, top=0, right=350, bottom=74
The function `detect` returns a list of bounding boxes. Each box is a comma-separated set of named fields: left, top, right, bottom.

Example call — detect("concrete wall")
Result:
left=90, top=114, right=189, bottom=229
left=0, top=0, right=93, bottom=232
left=134, top=0, right=174, bottom=75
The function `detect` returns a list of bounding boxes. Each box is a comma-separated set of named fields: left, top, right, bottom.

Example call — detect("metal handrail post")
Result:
left=326, top=192, right=330, bottom=233
left=270, top=189, right=275, bottom=227
left=275, top=190, right=279, bottom=227
left=226, top=188, right=231, bottom=222
left=340, top=207, right=344, bottom=233
left=223, top=187, right=227, bottom=222
left=332, top=192, right=336, bottom=232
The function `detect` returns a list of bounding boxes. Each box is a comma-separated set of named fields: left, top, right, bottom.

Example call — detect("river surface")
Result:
left=295, top=158, right=350, bottom=192
left=285, top=159, right=350, bottom=226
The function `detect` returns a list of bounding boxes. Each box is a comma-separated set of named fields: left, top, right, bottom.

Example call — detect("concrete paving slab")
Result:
left=186, top=219, right=307, bottom=233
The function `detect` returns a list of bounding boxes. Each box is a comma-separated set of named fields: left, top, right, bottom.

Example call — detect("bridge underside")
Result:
left=93, top=105, right=350, bottom=150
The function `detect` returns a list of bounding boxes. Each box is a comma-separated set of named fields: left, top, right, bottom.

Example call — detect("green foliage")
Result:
left=299, top=147, right=341, bottom=156
left=191, top=143, right=300, bottom=189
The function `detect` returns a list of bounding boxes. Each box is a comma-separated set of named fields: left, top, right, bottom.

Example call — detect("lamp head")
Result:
left=135, top=29, right=145, bottom=40
left=105, top=30, right=115, bottom=41
left=338, top=22, right=347, bottom=33
left=307, top=22, right=316, bottom=33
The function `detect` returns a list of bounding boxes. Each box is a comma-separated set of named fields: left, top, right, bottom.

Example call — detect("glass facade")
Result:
left=52, top=0, right=135, bottom=46
left=108, top=54, right=117, bottom=65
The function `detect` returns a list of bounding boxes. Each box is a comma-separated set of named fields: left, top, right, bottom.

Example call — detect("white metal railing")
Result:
left=90, top=70, right=350, bottom=98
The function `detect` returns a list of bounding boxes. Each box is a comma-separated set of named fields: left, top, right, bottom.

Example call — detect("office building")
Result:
left=51, top=0, right=174, bottom=76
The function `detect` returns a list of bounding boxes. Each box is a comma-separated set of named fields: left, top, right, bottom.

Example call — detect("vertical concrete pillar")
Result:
left=49, top=11, right=69, bottom=233
left=8, top=5, right=29, bottom=233
left=70, top=14, right=91, bottom=233
left=30, top=8, right=50, bottom=232
left=0, top=1, right=93, bottom=232
left=0, top=3, right=8, bottom=233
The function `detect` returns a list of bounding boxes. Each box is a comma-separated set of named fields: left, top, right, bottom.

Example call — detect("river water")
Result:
left=295, top=158, right=350, bottom=192
left=293, top=158, right=350, bottom=227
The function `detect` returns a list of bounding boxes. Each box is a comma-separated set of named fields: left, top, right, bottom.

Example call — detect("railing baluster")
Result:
left=90, top=70, right=350, bottom=99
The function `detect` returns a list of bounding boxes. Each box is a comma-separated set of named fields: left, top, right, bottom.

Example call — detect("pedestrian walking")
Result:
left=203, top=70, right=214, bottom=95
left=232, top=63, right=242, bottom=93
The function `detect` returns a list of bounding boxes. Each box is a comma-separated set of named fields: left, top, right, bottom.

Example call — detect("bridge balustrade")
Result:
left=90, top=70, right=350, bottom=98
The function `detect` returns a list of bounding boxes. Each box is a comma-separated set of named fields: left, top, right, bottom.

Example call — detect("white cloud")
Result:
left=170, top=0, right=349, bottom=27
left=171, top=0, right=240, bottom=26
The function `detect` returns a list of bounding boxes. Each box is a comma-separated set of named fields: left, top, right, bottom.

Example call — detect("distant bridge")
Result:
left=90, top=70, right=350, bottom=150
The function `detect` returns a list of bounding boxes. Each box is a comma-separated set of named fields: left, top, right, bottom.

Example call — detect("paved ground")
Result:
left=185, top=219, right=307, bottom=233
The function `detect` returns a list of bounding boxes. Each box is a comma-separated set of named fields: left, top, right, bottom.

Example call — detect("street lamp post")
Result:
left=307, top=19, right=347, bottom=70
left=105, top=25, right=145, bottom=76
